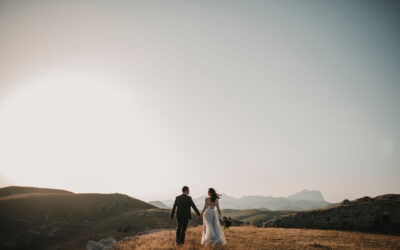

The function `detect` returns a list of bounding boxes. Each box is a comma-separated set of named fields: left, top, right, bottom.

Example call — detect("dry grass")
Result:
left=114, top=226, right=400, bottom=250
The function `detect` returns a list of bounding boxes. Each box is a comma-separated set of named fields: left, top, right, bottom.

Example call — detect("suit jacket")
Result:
left=170, top=194, right=200, bottom=220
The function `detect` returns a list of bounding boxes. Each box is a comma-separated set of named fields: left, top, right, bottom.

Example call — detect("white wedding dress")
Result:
left=201, top=198, right=227, bottom=245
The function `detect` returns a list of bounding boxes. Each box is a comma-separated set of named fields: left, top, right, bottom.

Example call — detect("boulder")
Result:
left=340, top=199, right=351, bottom=206
left=87, top=236, right=116, bottom=250
left=354, top=196, right=373, bottom=203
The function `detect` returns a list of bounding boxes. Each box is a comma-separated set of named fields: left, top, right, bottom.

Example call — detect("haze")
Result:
left=0, top=0, right=399, bottom=202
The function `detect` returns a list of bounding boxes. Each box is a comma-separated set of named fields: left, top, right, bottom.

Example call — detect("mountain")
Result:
left=0, top=186, right=187, bottom=249
left=162, top=190, right=330, bottom=211
left=287, top=189, right=325, bottom=201
left=148, top=201, right=169, bottom=209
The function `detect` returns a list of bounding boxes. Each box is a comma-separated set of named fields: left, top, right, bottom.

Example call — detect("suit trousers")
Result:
left=176, top=217, right=189, bottom=244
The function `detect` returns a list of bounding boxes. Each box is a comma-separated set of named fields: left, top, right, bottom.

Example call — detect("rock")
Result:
left=87, top=236, right=116, bottom=250
left=45, top=227, right=58, bottom=237
left=374, top=194, right=400, bottom=201
left=340, top=199, right=351, bottom=206
left=354, top=196, right=373, bottom=203
left=263, top=217, right=277, bottom=227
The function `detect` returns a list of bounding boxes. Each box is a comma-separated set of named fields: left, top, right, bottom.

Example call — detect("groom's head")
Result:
left=182, top=186, right=189, bottom=195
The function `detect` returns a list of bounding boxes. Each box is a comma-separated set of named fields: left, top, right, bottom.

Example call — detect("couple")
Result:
left=170, top=186, right=227, bottom=246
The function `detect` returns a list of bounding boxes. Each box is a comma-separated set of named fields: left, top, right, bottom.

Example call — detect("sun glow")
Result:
left=0, top=70, right=152, bottom=194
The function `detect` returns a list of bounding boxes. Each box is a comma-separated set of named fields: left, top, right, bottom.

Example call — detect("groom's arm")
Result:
left=190, top=197, right=200, bottom=216
left=170, top=198, right=177, bottom=219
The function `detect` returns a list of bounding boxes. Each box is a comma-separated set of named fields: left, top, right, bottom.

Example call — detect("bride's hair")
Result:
left=208, top=188, right=220, bottom=202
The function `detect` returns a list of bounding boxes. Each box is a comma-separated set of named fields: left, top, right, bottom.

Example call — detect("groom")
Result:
left=170, top=186, right=201, bottom=245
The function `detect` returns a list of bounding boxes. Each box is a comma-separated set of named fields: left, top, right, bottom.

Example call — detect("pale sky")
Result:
left=0, top=0, right=399, bottom=203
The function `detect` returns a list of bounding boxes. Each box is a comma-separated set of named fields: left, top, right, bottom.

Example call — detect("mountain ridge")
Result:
left=159, top=189, right=330, bottom=211
left=288, top=189, right=325, bottom=201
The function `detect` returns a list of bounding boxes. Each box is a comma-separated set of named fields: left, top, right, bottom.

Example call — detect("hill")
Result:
left=0, top=186, right=73, bottom=198
left=221, top=209, right=295, bottom=226
left=114, top=226, right=400, bottom=249
left=162, top=190, right=330, bottom=211
left=0, top=186, right=182, bottom=249
left=265, top=194, right=400, bottom=234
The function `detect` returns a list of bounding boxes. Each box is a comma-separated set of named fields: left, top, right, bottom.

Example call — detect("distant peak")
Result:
left=288, top=190, right=325, bottom=201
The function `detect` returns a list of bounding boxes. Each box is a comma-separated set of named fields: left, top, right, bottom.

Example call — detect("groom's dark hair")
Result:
left=182, top=186, right=189, bottom=193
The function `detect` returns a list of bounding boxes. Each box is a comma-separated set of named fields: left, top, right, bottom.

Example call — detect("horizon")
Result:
left=0, top=184, right=392, bottom=204
left=1, top=0, right=399, bottom=204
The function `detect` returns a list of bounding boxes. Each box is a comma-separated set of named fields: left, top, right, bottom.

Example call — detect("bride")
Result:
left=200, top=188, right=227, bottom=246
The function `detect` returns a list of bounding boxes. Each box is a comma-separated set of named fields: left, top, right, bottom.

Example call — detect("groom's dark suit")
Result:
left=170, top=194, right=200, bottom=244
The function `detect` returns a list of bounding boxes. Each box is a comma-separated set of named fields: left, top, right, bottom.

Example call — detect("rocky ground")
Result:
left=264, top=194, right=400, bottom=234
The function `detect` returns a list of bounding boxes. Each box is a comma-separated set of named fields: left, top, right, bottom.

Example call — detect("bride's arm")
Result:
left=216, top=199, right=222, bottom=218
left=200, top=198, right=207, bottom=218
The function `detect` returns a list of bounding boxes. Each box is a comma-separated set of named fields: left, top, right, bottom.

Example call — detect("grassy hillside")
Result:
left=0, top=186, right=180, bottom=249
left=114, top=226, right=400, bottom=249
left=0, top=186, right=73, bottom=198
left=265, top=194, right=400, bottom=234
left=221, top=209, right=295, bottom=226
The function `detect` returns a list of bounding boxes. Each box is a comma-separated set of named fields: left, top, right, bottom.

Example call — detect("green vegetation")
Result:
left=221, top=209, right=295, bottom=226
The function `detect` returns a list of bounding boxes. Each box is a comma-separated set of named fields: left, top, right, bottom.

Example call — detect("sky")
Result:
left=0, top=0, right=399, bottom=203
